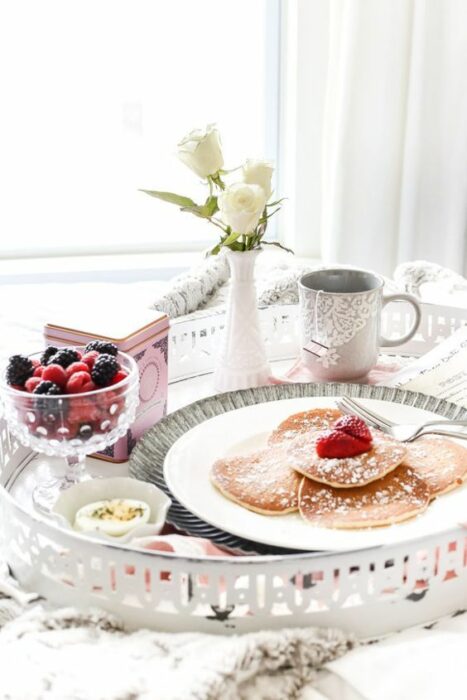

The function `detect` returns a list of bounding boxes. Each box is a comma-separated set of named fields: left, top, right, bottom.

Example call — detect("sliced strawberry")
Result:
left=42, top=363, right=68, bottom=388
left=315, top=429, right=372, bottom=459
left=334, top=415, right=372, bottom=444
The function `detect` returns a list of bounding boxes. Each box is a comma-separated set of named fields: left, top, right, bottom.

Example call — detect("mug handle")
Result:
left=379, top=293, right=422, bottom=348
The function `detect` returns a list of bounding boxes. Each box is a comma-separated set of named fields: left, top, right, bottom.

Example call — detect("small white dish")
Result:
left=52, top=476, right=171, bottom=543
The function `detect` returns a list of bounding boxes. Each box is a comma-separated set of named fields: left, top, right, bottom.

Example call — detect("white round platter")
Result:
left=163, top=395, right=467, bottom=551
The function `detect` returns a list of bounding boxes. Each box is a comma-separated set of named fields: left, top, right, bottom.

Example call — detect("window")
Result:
left=0, top=0, right=279, bottom=258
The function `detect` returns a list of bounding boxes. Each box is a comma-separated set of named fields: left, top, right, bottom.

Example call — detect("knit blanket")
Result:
left=150, top=255, right=467, bottom=319
left=0, top=585, right=354, bottom=700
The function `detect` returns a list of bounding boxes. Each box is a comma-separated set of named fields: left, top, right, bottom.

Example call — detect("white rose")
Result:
left=242, top=159, right=274, bottom=200
left=177, top=124, right=224, bottom=178
left=218, top=183, right=267, bottom=235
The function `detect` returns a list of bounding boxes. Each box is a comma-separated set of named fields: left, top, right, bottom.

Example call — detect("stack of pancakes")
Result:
left=211, top=408, right=467, bottom=529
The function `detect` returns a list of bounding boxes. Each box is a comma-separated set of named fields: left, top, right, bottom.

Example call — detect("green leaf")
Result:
left=262, top=240, right=294, bottom=255
left=181, top=196, right=219, bottom=219
left=207, top=242, right=222, bottom=256
left=220, top=230, right=241, bottom=247
left=259, top=207, right=281, bottom=224
left=138, top=190, right=197, bottom=208
left=204, top=195, right=219, bottom=217
left=266, top=197, right=287, bottom=207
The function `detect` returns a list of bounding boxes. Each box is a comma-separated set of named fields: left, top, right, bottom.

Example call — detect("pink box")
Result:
left=44, top=309, right=169, bottom=462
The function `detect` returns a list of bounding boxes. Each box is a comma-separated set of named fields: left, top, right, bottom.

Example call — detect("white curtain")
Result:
left=321, top=0, right=467, bottom=277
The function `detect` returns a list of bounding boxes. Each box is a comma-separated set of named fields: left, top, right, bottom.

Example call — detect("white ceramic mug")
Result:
left=298, top=268, right=422, bottom=381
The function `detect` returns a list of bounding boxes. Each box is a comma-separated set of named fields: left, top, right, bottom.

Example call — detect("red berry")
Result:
left=66, top=371, right=92, bottom=394
left=82, top=380, right=97, bottom=393
left=10, top=384, right=26, bottom=392
left=65, top=362, right=90, bottom=379
left=33, top=365, right=44, bottom=377
left=109, top=370, right=128, bottom=386
left=81, top=351, right=99, bottom=370
left=42, top=363, right=68, bottom=388
left=315, top=429, right=372, bottom=459
left=67, top=397, right=100, bottom=424
left=334, top=415, right=372, bottom=444
left=75, top=350, right=83, bottom=360
left=25, top=376, right=43, bottom=393
left=31, top=358, right=41, bottom=369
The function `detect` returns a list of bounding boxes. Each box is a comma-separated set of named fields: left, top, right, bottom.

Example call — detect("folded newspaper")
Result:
left=383, top=326, right=467, bottom=408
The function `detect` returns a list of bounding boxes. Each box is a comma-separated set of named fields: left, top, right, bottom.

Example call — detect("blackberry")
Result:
left=50, top=348, right=80, bottom=369
left=33, top=381, right=62, bottom=395
left=91, top=354, right=119, bottom=386
left=85, top=340, right=118, bottom=356
left=6, top=355, right=34, bottom=386
left=40, top=346, right=58, bottom=365
left=33, top=381, right=64, bottom=417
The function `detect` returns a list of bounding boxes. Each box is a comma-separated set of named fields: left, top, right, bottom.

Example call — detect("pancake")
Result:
left=401, top=436, right=467, bottom=498
left=288, top=429, right=406, bottom=488
left=298, top=467, right=430, bottom=529
left=211, top=447, right=301, bottom=515
left=268, top=408, right=342, bottom=445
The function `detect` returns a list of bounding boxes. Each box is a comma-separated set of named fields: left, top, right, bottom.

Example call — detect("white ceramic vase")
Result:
left=213, top=248, right=271, bottom=392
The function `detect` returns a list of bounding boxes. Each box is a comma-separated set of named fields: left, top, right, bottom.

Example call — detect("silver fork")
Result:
left=335, top=395, right=467, bottom=442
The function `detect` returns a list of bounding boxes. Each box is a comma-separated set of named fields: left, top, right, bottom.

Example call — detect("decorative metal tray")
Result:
left=0, top=303, right=466, bottom=638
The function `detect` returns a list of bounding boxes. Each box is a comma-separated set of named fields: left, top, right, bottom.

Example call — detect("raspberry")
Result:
left=25, top=376, right=43, bottom=393
left=82, top=380, right=97, bottom=393
left=66, top=371, right=93, bottom=394
left=6, top=355, right=34, bottom=386
left=31, top=358, right=41, bottom=369
left=33, top=365, right=44, bottom=377
left=81, top=351, right=100, bottom=370
left=334, top=415, right=372, bottom=444
left=91, top=354, right=119, bottom=386
left=109, top=370, right=129, bottom=386
left=65, top=361, right=90, bottom=379
left=85, top=340, right=118, bottom=356
left=42, top=363, right=68, bottom=388
left=40, top=346, right=58, bottom=365
left=66, top=398, right=100, bottom=425
left=315, top=429, right=372, bottom=459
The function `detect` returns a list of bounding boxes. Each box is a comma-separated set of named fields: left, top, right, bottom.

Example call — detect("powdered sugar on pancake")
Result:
left=289, top=429, right=406, bottom=487
left=268, top=408, right=342, bottom=445
left=402, top=436, right=467, bottom=497
left=211, top=447, right=301, bottom=514
left=299, top=467, right=430, bottom=529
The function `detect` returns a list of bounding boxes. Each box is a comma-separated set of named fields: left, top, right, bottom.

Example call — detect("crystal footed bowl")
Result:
left=1, top=351, right=139, bottom=458
left=1, top=349, right=139, bottom=510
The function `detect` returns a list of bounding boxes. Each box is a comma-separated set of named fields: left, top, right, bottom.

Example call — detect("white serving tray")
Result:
left=0, top=303, right=466, bottom=639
